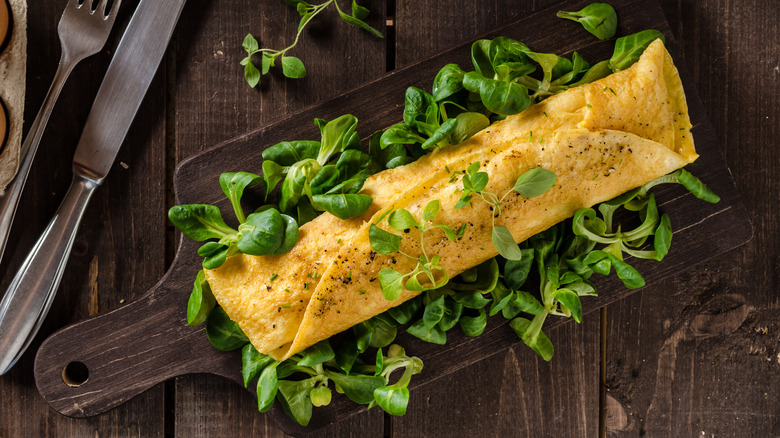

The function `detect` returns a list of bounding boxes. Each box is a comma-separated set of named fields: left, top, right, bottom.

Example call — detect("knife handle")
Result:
left=0, top=172, right=98, bottom=374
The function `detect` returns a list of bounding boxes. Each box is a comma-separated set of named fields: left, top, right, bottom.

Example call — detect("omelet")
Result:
left=205, top=39, right=696, bottom=360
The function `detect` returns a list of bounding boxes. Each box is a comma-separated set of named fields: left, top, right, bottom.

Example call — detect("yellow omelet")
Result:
left=204, top=39, right=696, bottom=360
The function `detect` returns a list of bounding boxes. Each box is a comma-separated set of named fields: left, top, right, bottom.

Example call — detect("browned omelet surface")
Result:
left=204, top=39, right=697, bottom=360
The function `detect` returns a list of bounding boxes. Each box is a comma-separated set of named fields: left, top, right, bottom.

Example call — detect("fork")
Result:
left=0, top=0, right=121, bottom=267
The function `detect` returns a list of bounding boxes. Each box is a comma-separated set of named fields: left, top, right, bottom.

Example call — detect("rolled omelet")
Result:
left=205, top=39, right=696, bottom=360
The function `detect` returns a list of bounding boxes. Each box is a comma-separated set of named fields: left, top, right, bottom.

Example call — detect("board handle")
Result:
left=33, top=242, right=241, bottom=418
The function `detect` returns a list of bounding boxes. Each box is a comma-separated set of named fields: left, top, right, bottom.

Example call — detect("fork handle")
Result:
left=0, top=172, right=98, bottom=374
left=0, top=54, right=77, bottom=265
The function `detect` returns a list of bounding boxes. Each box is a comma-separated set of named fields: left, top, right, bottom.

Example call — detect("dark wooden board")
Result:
left=31, top=0, right=752, bottom=436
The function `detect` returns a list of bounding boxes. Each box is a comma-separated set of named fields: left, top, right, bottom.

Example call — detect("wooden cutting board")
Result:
left=33, top=0, right=752, bottom=435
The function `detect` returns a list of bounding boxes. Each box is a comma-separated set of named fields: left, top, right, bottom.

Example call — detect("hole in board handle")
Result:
left=62, top=362, right=89, bottom=387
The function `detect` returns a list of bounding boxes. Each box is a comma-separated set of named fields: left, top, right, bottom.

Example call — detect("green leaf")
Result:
left=168, top=204, right=236, bottom=242
left=678, top=169, right=720, bottom=203
left=374, top=386, right=410, bottom=416
left=380, top=123, right=426, bottom=148
left=335, top=337, right=359, bottom=374
left=462, top=72, right=531, bottom=115
left=351, top=0, right=370, bottom=20
left=336, top=7, right=384, bottom=38
left=281, top=56, right=307, bottom=78
left=273, top=214, right=300, bottom=254
left=317, top=114, right=359, bottom=165
left=553, top=289, right=583, bottom=323
left=387, top=295, right=423, bottom=324
left=422, top=200, right=440, bottom=222
left=452, top=291, right=491, bottom=309
left=470, top=39, right=495, bottom=78
left=220, top=172, right=264, bottom=223
left=261, top=52, right=274, bottom=74
left=607, top=254, right=646, bottom=289
left=503, top=249, right=535, bottom=289
left=513, top=290, right=545, bottom=316
left=187, top=270, right=216, bottom=326
left=242, top=344, right=275, bottom=387
left=326, top=372, right=386, bottom=404
left=298, top=341, right=336, bottom=367
left=420, top=117, right=458, bottom=149
left=206, top=306, right=249, bottom=351
left=513, top=168, right=557, bottom=198
left=432, top=64, right=466, bottom=101
left=459, top=308, right=487, bottom=337
left=510, top=315, right=554, bottom=361
left=244, top=61, right=261, bottom=88
left=403, top=87, right=437, bottom=132
left=492, top=225, right=525, bottom=260
left=353, top=319, right=375, bottom=353
left=449, top=112, right=490, bottom=144
left=237, top=209, right=285, bottom=255
left=277, top=379, right=316, bottom=426
left=257, top=362, right=279, bottom=412
left=609, top=29, right=666, bottom=72
left=369, top=315, right=398, bottom=348
left=470, top=172, right=489, bottom=192
left=438, top=299, right=464, bottom=331
left=422, top=294, right=446, bottom=328
left=557, top=3, right=618, bottom=40
left=242, top=33, right=259, bottom=53
left=198, top=242, right=229, bottom=270
left=388, top=209, right=418, bottom=231
left=312, top=193, right=373, bottom=219
left=369, top=224, right=402, bottom=255
left=378, top=268, right=405, bottom=301
left=572, top=208, right=615, bottom=244
left=653, top=214, right=672, bottom=260
left=406, top=319, right=446, bottom=344
left=263, top=140, right=321, bottom=166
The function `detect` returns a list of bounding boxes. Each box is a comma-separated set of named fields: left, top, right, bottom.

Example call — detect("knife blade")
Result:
left=0, top=0, right=187, bottom=375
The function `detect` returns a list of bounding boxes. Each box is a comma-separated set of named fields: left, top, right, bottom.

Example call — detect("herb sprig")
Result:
left=241, top=0, right=384, bottom=88
left=369, top=200, right=466, bottom=300
left=451, top=162, right=557, bottom=260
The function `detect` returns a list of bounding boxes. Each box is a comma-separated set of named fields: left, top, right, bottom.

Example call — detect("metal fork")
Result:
left=0, top=0, right=121, bottom=266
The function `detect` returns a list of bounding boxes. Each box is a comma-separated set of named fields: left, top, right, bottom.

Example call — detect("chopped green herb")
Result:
left=270, top=273, right=279, bottom=282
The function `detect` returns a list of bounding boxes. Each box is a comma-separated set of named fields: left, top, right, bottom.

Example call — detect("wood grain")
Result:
left=0, top=0, right=168, bottom=436
left=2, top=0, right=776, bottom=436
left=604, top=0, right=780, bottom=436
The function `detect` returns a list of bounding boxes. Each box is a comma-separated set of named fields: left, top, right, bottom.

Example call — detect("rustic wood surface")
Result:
left=1, top=0, right=777, bottom=437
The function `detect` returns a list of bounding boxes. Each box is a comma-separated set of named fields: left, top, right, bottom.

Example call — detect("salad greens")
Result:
left=168, top=3, right=718, bottom=426
left=212, top=313, right=423, bottom=426
left=241, top=0, right=383, bottom=87
left=262, top=114, right=379, bottom=221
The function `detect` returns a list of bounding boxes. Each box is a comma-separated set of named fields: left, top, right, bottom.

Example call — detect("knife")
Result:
left=0, top=0, right=187, bottom=375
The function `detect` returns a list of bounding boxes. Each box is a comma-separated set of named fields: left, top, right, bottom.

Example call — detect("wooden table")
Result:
left=1, top=0, right=777, bottom=436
